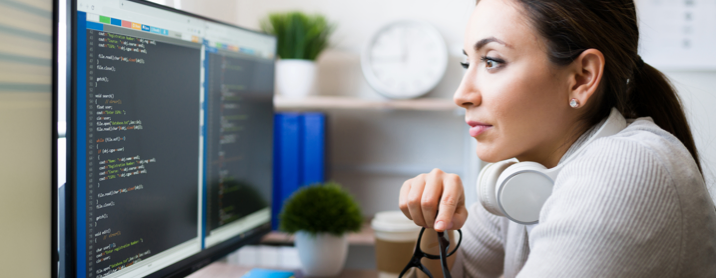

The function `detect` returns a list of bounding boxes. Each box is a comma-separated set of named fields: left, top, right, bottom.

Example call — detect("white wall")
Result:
left=227, top=0, right=477, bottom=216
left=180, top=0, right=716, bottom=213
left=664, top=71, right=716, bottom=195
left=0, top=0, right=54, bottom=276
left=231, top=0, right=474, bottom=100
left=180, top=0, right=237, bottom=24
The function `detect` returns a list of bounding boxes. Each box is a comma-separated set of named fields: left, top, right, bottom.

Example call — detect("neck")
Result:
left=516, top=122, right=590, bottom=169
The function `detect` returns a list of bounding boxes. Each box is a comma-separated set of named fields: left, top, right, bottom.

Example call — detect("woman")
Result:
left=398, top=0, right=716, bottom=277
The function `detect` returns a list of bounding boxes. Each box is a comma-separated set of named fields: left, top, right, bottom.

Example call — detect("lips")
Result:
left=467, top=121, right=492, bottom=137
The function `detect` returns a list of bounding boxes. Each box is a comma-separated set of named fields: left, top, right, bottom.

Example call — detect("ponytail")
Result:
left=628, top=62, right=702, bottom=174
left=513, top=0, right=703, bottom=176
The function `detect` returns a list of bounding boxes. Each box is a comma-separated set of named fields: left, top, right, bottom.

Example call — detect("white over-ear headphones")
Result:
left=477, top=108, right=627, bottom=224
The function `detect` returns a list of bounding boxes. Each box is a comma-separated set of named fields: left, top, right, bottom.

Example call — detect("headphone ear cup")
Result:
left=477, top=160, right=516, bottom=217
left=496, top=162, right=554, bottom=224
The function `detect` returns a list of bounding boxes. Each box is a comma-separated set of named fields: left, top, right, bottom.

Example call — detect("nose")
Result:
left=453, top=69, right=481, bottom=109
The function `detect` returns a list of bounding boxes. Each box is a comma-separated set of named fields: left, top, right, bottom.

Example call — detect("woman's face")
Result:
left=455, top=0, right=580, bottom=166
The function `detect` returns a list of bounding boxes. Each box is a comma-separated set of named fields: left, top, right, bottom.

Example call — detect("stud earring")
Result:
left=569, top=98, right=580, bottom=108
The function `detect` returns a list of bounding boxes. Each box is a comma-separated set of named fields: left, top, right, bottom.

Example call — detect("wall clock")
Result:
left=361, top=20, right=448, bottom=99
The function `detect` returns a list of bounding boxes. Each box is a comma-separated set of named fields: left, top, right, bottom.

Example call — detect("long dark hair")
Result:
left=505, top=0, right=702, bottom=174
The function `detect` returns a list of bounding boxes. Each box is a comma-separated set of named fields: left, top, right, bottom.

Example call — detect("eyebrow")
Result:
left=463, top=37, right=511, bottom=55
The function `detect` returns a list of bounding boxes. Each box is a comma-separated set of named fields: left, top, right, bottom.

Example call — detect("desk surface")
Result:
left=187, top=262, right=378, bottom=278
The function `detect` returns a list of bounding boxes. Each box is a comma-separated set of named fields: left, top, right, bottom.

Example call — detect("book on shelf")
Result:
left=272, top=112, right=326, bottom=230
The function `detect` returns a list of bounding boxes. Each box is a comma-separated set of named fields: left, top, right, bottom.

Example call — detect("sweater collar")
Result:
left=556, top=117, right=608, bottom=166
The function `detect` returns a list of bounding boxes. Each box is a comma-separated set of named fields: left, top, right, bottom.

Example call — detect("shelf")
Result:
left=261, top=221, right=375, bottom=246
left=274, top=95, right=459, bottom=111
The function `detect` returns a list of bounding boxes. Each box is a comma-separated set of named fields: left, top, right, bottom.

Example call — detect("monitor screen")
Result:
left=68, top=1, right=275, bottom=277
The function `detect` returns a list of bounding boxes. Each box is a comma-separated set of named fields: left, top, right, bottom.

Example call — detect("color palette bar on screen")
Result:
left=86, top=21, right=104, bottom=31
left=213, top=43, right=236, bottom=52
left=150, top=26, right=169, bottom=36
left=210, top=42, right=253, bottom=55
left=86, top=13, right=100, bottom=22
left=85, top=13, right=169, bottom=36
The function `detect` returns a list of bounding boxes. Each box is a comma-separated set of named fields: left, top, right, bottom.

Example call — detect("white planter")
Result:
left=295, top=231, right=348, bottom=277
left=276, top=59, right=317, bottom=99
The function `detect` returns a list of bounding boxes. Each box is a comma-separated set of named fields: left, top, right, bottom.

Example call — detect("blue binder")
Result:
left=302, top=113, right=325, bottom=186
left=272, top=113, right=302, bottom=230
left=272, top=112, right=326, bottom=230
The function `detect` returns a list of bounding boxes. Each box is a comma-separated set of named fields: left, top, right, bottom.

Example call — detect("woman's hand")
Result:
left=399, top=168, right=468, bottom=232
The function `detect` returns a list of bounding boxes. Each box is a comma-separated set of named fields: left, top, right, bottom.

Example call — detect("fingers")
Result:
left=398, top=169, right=467, bottom=231
left=407, top=174, right=427, bottom=227
left=399, top=179, right=412, bottom=220
left=421, top=169, right=444, bottom=229
left=434, top=173, right=466, bottom=232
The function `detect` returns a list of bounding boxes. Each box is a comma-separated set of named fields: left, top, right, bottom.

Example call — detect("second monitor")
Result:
left=69, top=1, right=276, bottom=277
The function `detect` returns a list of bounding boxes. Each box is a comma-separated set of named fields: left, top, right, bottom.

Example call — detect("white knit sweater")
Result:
left=454, top=117, right=716, bottom=277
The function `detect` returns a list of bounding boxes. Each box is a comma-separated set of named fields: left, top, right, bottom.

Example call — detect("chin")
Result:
left=474, top=143, right=504, bottom=163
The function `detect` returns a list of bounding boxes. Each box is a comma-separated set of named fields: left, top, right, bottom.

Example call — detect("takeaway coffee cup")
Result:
left=372, top=211, right=422, bottom=278
left=372, top=211, right=458, bottom=278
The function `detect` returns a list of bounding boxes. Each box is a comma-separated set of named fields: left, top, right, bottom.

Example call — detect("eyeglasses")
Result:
left=398, top=227, right=462, bottom=278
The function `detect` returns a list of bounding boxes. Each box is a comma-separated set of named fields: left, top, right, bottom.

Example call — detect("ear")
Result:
left=568, top=49, right=605, bottom=108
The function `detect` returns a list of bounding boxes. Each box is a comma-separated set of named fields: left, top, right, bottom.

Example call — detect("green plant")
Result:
left=260, top=11, right=335, bottom=61
left=279, top=182, right=362, bottom=236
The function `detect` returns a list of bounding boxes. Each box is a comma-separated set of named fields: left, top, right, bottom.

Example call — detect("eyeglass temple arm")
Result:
left=446, top=229, right=462, bottom=257
left=437, top=231, right=452, bottom=278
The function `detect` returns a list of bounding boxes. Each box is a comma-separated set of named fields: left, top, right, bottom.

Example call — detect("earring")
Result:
left=569, top=98, right=580, bottom=108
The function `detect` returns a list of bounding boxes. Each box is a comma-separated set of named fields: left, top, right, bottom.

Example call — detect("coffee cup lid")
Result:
left=371, top=211, right=421, bottom=232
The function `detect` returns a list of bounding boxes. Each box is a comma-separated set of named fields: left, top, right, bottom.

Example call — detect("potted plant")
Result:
left=279, top=182, right=362, bottom=276
left=260, top=11, right=335, bottom=99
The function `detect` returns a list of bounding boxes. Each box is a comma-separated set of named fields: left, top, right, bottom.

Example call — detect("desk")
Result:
left=187, top=262, right=378, bottom=278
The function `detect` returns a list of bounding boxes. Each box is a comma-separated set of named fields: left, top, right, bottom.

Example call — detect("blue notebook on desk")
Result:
left=241, top=268, right=295, bottom=278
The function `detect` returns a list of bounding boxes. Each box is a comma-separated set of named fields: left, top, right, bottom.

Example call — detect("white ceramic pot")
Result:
left=276, top=59, right=317, bottom=99
left=295, top=231, right=348, bottom=277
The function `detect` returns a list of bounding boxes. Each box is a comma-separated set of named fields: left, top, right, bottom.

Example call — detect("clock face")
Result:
left=362, top=21, right=448, bottom=99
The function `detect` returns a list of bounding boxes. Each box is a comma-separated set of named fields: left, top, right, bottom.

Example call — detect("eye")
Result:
left=486, top=59, right=497, bottom=68
left=460, top=55, right=469, bottom=69
left=480, top=56, right=504, bottom=70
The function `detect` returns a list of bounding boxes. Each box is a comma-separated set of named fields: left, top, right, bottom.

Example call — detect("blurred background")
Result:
left=1, top=0, right=714, bottom=276
left=176, top=0, right=480, bottom=217
left=175, top=0, right=716, bottom=270
left=169, top=0, right=716, bottom=216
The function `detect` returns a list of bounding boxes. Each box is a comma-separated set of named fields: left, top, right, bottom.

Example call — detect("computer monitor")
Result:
left=65, top=1, right=276, bottom=277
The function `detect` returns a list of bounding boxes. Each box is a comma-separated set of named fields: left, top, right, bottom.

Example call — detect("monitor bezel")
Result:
left=52, top=0, right=60, bottom=277
left=66, top=1, right=276, bottom=277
